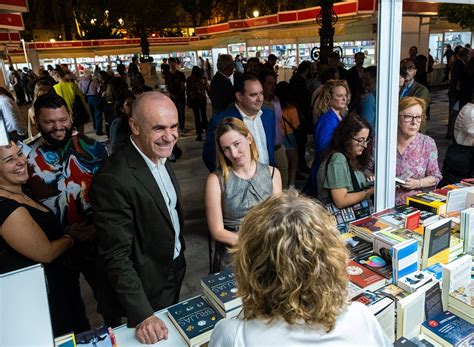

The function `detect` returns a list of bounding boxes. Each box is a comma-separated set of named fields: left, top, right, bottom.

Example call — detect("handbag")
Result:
left=72, top=87, right=91, bottom=127
left=320, top=152, right=373, bottom=233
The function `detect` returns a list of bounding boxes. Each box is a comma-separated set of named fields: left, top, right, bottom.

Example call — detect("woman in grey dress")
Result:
left=205, top=118, right=282, bottom=272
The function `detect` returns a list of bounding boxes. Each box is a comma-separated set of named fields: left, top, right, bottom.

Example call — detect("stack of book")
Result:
left=374, top=205, right=420, bottom=230
left=420, top=311, right=473, bottom=346
left=407, top=193, right=447, bottom=215
left=460, top=207, right=474, bottom=254
left=75, top=326, right=116, bottom=347
left=349, top=216, right=393, bottom=242
left=167, top=296, right=223, bottom=346
left=346, top=259, right=388, bottom=298
left=200, top=269, right=243, bottom=318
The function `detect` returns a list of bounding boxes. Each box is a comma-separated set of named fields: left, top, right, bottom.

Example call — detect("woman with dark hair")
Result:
left=275, top=81, right=300, bottom=188
left=109, top=92, right=135, bottom=153
left=317, top=114, right=374, bottom=209
left=97, top=76, right=129, bottom=137
left=205, top=118, right=281, bottom=272
left=186, top=66, right=209, bottom=141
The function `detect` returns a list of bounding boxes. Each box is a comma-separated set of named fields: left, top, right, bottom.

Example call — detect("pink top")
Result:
left=395, top=133, right=442, bottom=205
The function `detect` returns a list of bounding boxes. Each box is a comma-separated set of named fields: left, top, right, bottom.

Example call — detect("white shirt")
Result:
left=209, top=302, right=392, bottom=347
left=130, top=138, right=181, bottom=259
left=0, top=94, right=25, bottom=135
left=235, top=103, right=269, bottom=165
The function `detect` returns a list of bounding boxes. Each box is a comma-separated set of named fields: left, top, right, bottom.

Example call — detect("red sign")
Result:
left=0, top=13, right=23, bottom=30
left=0, top=0, right=28, bottom=12
left=278, top=11, right=297, bottom=24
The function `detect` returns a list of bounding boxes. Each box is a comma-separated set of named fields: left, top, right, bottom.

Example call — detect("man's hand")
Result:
left=67, top=223, right=96, bottom=242
left=135, top=315, right=169, bottom=344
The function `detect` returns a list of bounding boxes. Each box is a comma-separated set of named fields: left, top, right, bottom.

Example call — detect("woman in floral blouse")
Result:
left=396, top=97, right=442, bottom=205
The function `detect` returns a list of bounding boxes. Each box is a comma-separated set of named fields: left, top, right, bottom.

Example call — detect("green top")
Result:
left=317, top=152, right=368, bottom=201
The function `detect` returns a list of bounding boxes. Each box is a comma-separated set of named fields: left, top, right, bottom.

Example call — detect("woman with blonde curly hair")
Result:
left=205, top=117, right=281, bottom=272
left=307, top=79, right=350, bottom=191
left=209, top=190, right=390, bottom=346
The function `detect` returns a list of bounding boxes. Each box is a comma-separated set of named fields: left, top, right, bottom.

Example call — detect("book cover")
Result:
left=392, top=239, right=418, bottom=283
left=405, top=210, right=421, bottom=230
left=200, top=269, right=242, bottom=311
left=423, top=263, right=444, bottom=281
left=449, top=281, right=473, bottom=308
left=76, top=326, right=112, bottom=347
left=381, top=228, right=423, bottom=244
left=354, top=253, right=393, bottom=279
left=419, top=210, right=440, bottom=226
left=375, top=284, right=410, bottom=301
left=345, top=235, right=373, bottom=259
left=350, top=216, right=393, bottom=233
left=54, top=333, right=76, bottom=347
left=421, top=311, right=474, bottom=347
left=442, top=254, right=472, bottom=308
left=422, top=218, right=451, bottom=269
left=167, top=296, right=223, bottom=345
left=352, top=291, right=394, bottom=316
left=346, top=259, right=386, bottom=291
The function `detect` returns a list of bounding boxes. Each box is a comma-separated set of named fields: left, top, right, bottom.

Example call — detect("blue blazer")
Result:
left=202, top=104, right=275, bottom=172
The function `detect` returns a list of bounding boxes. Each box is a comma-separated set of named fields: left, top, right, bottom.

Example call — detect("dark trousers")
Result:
left=191, top=99, right=208, bottom=136
left=155, top=253, right=186, bottom=310
left=171, top=97, right=186, bottom=131
left=87, top=95, right=102, bottom=134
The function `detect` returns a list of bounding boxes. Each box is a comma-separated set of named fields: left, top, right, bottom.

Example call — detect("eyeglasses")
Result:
left=401, top=114, right=423, bottom=123
left=352, top=137, right=371, bottom=146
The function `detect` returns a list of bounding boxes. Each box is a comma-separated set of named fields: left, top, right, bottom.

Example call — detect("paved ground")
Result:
left=22, top=87, right=454, bottom=328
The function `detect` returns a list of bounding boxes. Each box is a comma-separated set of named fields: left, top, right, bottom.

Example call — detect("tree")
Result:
left=180, top=0, right=213, bottom=27
left=438, top=4, right=474, bottom=30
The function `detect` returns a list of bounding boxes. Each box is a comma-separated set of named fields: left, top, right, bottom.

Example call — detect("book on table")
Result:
left=441, top=254, right=472, bottom=309
left=167, top=296, right=223, bottom=347
left=200, top=269, right=242, bottom=312
left=391, top=239, right=419, bottom=284
left=419, top=210, right=440, bottom=227
left=374, top=205, right=420, bottom=229
left=352, top=291, right=395, bottom=342
left=420, top=311, right=474, bottom=347
left=346, top=259, right=387, bottom=298
left=421, top=218, right=452, bottom=269
left=460, top=207, right=474, bottom=254
left=353, top=253, right=393, bottom=280
left=75, top=326, right=115, bottom=347
left=407, top=193, right=447, bottom=215
left=344, top=234, right=374, bottom=259
left=349, top=216, right=393, bottom=242
left=54, top=333, right=76, bottom=347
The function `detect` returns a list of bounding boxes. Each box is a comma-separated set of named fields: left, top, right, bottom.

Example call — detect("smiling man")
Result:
left=27, top=93, right=109, bottom=333
left=203, top=73, right=276, bottom=172
left=90, top=92, right=186, bottom=345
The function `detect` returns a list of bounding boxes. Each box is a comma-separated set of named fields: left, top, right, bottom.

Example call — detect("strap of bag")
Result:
left=85, top=79, right=92, bottom=95
left=324, top=152, right=364, bottom=199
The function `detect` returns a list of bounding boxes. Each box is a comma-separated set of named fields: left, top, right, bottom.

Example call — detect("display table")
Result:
left=114, top=306, right=188, bottom=346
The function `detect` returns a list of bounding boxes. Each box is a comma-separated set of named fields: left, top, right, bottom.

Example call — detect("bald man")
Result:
left=90, top=92, right=186, bottom=344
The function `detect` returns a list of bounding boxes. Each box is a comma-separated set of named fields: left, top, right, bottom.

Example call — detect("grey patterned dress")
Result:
left=212, top=162, right=273, bottom=272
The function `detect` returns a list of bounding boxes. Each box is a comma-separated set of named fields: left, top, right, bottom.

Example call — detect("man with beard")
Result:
left=26, top=93, right=111, bottom=333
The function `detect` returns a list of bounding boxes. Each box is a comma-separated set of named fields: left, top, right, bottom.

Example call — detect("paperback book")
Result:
left=200, top=269, right=242, bottom=312
left=420, top=311, right=474, bottom=347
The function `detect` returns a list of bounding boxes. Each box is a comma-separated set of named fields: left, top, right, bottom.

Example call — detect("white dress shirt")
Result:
left=131, top=138, right=181, bottom=259
left=235, top=103, right=269, bottom=165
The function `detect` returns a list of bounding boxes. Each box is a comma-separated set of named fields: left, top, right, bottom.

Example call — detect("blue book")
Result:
left=200, top=269, right=242, bottom=311
left=423, top=263, right=443, bottom=281
left=421, top=311, right=474, bottom=346
left=167, top=296, right=223, bottom=346
left=392, top=239, right=418, bottom=284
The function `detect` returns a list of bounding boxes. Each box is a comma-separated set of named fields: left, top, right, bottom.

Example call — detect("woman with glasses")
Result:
left=396, top=97, right=442, bottom=205
left=317, top=114, right=374, bottom=209
left=0, top=141, right=76, bottom=336
left=205, top=118, right=282, bottom=272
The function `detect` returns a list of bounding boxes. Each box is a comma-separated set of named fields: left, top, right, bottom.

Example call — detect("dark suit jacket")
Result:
left=202, top=104, right=275, bottom=172
left=90, top=140, right=185, bottom=326
left=210, top=72, right=235, bottom=116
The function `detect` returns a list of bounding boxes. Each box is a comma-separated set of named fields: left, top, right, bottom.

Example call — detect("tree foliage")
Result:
left=438, top=4, right=474, bottom=30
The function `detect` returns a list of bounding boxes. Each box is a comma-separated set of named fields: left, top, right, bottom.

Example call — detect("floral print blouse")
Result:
left=396, top=133, right=442, bottom=205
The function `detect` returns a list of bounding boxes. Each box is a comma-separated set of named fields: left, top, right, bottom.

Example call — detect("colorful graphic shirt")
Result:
left=27, top=132, right=108, bottom=229
left=396, top=133, right=442, bottom=205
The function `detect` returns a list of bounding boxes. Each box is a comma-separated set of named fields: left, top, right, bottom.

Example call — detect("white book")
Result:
left=441, top=254, right=472, bottom=308
left=446, top=187, right=474, bottom=213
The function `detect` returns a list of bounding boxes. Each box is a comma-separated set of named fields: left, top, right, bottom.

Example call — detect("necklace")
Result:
left=0, top=186, right=30, bottom=201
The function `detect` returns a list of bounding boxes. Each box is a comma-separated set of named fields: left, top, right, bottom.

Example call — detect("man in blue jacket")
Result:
left=203, top=73, right=275, bottom=172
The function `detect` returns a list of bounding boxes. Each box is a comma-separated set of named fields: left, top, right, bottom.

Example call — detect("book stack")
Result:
left=442, top=254, right=473, bottom=324
left=421, top=218, right=452, bottom=269
left=419, top=210, right=440, bottom=227
left=460, top=208, right=474, bottom=254
left=353, top=253, right=393, bottom=281
left=375, top=205, right=420, bottom=230
left=346, top=259, right=387, bottom=298
left=407, top=193, right=447, bottom=215
left=420, top=311, right=474, bottom=346
left=167, top=296, right=223, bottom=346
left=343, top=233, right=373, bottom=259
left=448, top=235, right=464, bottom=263
left=392, top=239, right=419, bottom=284
left=200, top=269, right=242, bottom=318
left=349, top=216, right=393, bottom=242
left=75, top=326, right=116, bottom=347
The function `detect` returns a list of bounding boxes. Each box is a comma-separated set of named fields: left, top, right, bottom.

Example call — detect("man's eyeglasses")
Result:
left=352, top=137, right=371, bottom=146
left=401, top=114, right=423, bottom=123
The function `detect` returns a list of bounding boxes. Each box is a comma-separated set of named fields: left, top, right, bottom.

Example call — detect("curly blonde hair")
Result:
left=314, top=79, right=351, bottom=118
left=231, top=190, right=349, bottom=332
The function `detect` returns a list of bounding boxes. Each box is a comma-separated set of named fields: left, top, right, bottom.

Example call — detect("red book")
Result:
left=347, top=259, right=387, bottom=293
left=404, top=210, right=420, bottom=230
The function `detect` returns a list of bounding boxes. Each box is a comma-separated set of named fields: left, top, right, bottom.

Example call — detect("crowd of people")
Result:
left=0, top=44, right=473, bottom=345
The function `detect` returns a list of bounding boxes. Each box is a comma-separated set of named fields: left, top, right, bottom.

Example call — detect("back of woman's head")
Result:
left=233, top=190, right=349, bottom=332
left=34, top=80, right=53, bottom=100
left=106, top=76, right=129, bottom=101
left=325, top=114, right=373, bottom=168
left=215, top=117, right=258, bottom=181
left=315, top=79, right=351, bottom=114
left=191, top=66, right=203, bottom=78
